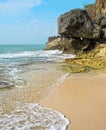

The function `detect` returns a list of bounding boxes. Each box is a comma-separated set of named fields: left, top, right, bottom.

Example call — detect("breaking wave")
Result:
left=0, top=50, right=75, bottom=62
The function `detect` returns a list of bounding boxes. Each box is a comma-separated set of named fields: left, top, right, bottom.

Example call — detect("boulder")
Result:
left=58, top=9, right=101, bottom=39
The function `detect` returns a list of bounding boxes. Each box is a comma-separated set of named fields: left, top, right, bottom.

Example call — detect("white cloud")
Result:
left=0, top=0, right=42, bottom=14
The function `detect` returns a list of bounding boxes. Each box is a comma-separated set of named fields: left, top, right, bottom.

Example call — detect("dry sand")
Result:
left=39, top=73, right=106, bottom=130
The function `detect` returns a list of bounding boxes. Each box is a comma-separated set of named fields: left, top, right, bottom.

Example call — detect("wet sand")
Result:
left=39, top=73, right=106, bottom=130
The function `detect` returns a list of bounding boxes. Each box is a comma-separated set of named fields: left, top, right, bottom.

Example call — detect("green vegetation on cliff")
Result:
left=84, top=4, right=94, bottom=9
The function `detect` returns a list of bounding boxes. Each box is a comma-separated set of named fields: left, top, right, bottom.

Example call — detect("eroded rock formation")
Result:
left=45, top=0, right=106, bottom=55
left=96, top=0, right=106, bottom=16
left=85, top=0, right=106, bottom=19
left=58, top=9, right=96, bottom=39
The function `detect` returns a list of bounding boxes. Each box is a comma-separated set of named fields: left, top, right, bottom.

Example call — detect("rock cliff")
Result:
left=45, top=0, right=106, bottom=55
left=96, top=0, right=106, bottom=16
left=85, top=0, right=106, bottom=19
left=45, top=0, right=106, bottom=73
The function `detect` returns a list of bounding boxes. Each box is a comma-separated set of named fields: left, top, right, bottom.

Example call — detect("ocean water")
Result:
left=0, top=44, right=74, bottom=130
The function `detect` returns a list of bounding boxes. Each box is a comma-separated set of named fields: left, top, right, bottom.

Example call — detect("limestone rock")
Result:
left=47, top=36, right=59, bottom=43
left=45, top=37, right=76, bottom=53
left=58, top=9, right=101, bottom=39
left=92, top=24, right=102, bottom=39
left=45, top=0, right=106, bottom=56
left=45, top=36, right=96, bottom=54
left=95, top=15, right=106, bottom=28
left=103, top=29, right=106, bottom=39
left=64, top=44, right=106, bottom=73
left=96, top=0, right=106, bottom=16
left=85, top=0, right=106, bottom=20
left=85, top=4, right=96, bottom=20
left=95, top=15, right=106, bottom=39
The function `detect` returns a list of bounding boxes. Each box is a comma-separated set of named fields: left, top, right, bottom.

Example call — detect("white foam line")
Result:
left=0, top=103, right=70, bottom=130
left=0, top=50, right=75, bottom=62
left=51, top=73, right=70, bottom=88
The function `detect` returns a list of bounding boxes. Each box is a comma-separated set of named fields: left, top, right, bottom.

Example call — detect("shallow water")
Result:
left=0, top=45, right=74, bottom=129
left=0, top=62, right=70, bottom=130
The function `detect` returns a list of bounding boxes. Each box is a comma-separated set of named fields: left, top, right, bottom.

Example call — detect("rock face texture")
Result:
left=85, top=0, right=106, bottom=19
left=95, top=15, right=106, bottom=39
left=45, top=0, right=106, bottom=54
left=46, top=37, right=74, bottom=53
left=85, top=4, right=96, bottom=20
left=46, top=36, right=96, bottom=54
left=96, top=0, right=106, bottom=16
left=64, top=44, right=106, bottom=73
left=58, top=9, right=102, bottom=39
left=58, top=9, right=94, bottom=39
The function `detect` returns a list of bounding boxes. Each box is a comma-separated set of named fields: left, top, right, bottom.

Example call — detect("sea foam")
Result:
left=0, top=50, right=75, bottom=62
left=0, top=103, right=69, bottom=130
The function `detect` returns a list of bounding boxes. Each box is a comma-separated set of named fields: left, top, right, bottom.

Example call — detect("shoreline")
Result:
left=39, top=73, right=106, bottom=130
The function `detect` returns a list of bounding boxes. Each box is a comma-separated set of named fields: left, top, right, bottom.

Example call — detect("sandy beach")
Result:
left=39, top=73, right=106, bottom=130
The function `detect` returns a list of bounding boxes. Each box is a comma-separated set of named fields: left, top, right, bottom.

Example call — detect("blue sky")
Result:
left=0, top=0, right=95, bottom=45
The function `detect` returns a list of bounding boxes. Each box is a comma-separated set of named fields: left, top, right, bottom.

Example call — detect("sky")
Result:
left=0, top=0, right=95, bottom=45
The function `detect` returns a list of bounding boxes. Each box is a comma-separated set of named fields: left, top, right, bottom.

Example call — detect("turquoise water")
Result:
left=0, top=44, right=74, bottom=89
left=0, top=44, right=45, bottom=54
left=0, top=44, right=72, bottom=130
left=0, top=44, right=46, bottom=88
